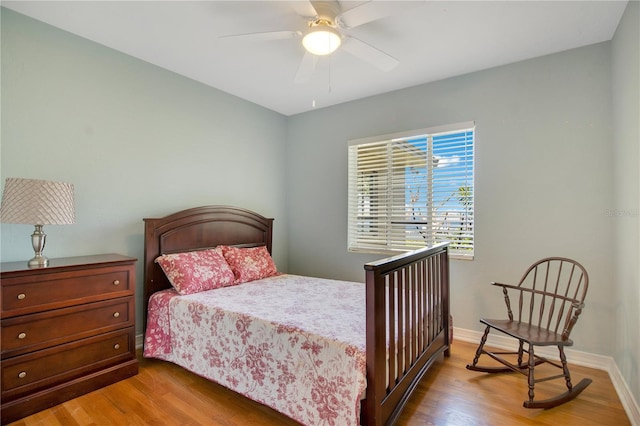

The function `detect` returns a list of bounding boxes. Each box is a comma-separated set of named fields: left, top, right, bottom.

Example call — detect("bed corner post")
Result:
left=364, top=264, right=385, bottom=426
left=442, top=244, right=451, bottom=357
left=142, top=219, right=159, bottom=332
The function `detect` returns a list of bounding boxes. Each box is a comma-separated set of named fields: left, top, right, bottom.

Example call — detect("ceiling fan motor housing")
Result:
left=311, top=1, right=341, bottom=22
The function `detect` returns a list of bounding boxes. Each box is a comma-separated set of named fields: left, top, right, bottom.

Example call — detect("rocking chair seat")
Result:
left=480, top=318, right=574, bottom=347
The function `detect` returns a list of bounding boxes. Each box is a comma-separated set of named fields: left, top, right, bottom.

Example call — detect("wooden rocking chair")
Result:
left=466, top=257, right=592, bottom=409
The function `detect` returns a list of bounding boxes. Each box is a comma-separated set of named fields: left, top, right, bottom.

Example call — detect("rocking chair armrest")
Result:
left=563, top=302, right=586, bottom=339
left=491, top=282, right=517, bottom=321
left=490, top=282, right=517, bottom=290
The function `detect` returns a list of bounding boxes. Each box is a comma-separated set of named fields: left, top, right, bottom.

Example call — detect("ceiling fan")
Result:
left=220, top=1, right=423, bottom=83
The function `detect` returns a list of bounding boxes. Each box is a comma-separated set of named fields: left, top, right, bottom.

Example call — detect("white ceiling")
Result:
left=1, top=1, right=628, bottom=116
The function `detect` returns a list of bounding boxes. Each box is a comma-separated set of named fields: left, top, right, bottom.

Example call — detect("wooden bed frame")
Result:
left=143, top=206, right=450, bottom=425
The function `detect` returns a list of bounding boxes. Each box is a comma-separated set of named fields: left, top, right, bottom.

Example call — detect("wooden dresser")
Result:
left=0, top=254, right=138, bottom=424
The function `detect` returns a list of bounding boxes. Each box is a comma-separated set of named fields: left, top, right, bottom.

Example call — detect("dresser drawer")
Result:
left=1, top=328, right=135, bottom=400
left=2, top=266, right=133, bottom=317
left=1, top=297, right=134, bottom=357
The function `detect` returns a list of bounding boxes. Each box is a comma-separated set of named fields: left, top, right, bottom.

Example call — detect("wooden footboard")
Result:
left=363, top=243, right=450, bottom=425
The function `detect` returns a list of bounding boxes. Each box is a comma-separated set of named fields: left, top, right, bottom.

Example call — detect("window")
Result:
left=348, top=121, right=475, bottom=259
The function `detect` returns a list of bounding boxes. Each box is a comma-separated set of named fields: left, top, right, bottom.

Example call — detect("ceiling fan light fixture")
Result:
left=302, top=24, right=341, bottom=56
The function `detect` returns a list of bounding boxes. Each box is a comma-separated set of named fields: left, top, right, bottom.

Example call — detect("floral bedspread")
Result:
left=144, top=274, right=367, bottom=426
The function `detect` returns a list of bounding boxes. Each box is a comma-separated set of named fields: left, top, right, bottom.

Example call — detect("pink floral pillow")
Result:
left=155, top=248, right=235, bottom=295
left=220, top=245, right=278, bottom=284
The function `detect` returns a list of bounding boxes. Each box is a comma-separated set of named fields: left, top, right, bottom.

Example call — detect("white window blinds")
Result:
left=348, top=122, right=475, bottom=258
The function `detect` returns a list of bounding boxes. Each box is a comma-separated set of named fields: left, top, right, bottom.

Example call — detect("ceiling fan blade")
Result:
left=336, top=1, right=425, bottom=29
left=219, top=30, right=301, bottom=41
left=342, top=36, right=398, bottom=72
left=290, top=0, right=318, bottom=19
left=294, top=52, right=318, bottom=84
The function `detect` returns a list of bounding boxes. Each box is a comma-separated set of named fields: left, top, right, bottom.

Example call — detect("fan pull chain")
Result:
left=328, top=54, right=333, bottom=94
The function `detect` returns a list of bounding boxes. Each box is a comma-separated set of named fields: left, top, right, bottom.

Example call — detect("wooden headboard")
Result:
left=143, top=205, right=274, bottom=318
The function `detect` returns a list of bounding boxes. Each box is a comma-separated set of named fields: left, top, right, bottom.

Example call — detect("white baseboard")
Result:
left=454, top=327, right=640, bottom=426
left=136, top=330, right=640, bottom=425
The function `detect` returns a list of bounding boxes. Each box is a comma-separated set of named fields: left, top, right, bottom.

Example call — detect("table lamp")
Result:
left=0, top=177, right=75, bottom=267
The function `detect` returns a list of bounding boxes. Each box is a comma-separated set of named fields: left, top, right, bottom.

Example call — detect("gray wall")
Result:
left=0, top=8, right=290, bottom=332
left=612, top=0, right=640, bottom=406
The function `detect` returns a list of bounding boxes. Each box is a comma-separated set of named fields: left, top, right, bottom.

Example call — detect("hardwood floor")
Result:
left=7, top=340, right=630, bottom=425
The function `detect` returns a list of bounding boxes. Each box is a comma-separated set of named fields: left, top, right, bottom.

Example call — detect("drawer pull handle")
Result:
left=114, top=344, right=120, bottom=350
left=18, top=371, right=27, bottom=379
left=18, top=332, right=27, bottom=340
left=17, top=293, right=26, bottom=300
left=113, top=280, right=120, bottom=285
left=113, top=312, right=120, bottom=318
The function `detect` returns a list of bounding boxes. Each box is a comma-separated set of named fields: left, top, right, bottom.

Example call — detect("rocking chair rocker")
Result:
left=466, top=257, right=592, bottom=409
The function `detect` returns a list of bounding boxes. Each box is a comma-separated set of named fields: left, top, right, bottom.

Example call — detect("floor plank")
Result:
left=7, top=340, right=630, bottom=425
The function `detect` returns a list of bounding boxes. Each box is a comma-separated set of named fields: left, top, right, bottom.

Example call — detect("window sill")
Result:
left=349, top=247, right=474, bottom=260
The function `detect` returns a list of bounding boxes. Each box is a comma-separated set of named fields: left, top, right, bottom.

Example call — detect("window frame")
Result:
left=347, top=121, right=475, bottom=259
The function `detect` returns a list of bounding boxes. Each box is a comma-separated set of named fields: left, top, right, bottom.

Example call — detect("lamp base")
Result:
left=29, top=224, right=49, bottom=268
left=28, top=254, right=50, bottom=268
